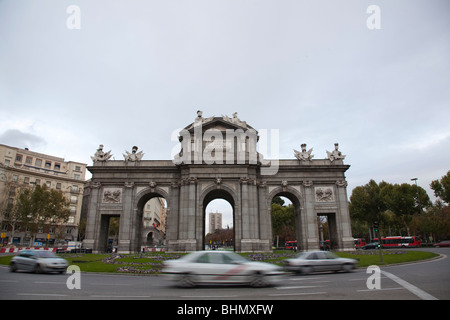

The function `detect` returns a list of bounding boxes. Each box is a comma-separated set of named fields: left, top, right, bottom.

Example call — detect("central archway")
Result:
left=201, top=188, right=236, bottom=251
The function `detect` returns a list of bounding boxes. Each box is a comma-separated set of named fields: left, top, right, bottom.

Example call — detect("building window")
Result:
left=70, top=195, right=78, bottom=204
left=73, top=174, right=81, bottom=180
left=45, top=161, right=52, bottom=169
left=54, top=163, right=61, bottom=170
left=4, top=159, right=10, bottom=166
left=56, top=183, right=61, bottom=189
left=68, top=216, right=75, bottom=224
left=45, top=181, right=51, bottom=187
left=23, top=177, right=30, bottom=184
left=71, top=185, right=79, bottom=193
left=70, top=206, right=77, bottom=214
left=15, top=154, right=23, bottom=162
left=75, top=166, right=81, bottom=172
left=35, top=159, right=42, bottom=167
left=12, top=175, right=18, bottom=182
left=25, top=156, right=33, bottom=164
left=35, top=179, right=40, bottom=185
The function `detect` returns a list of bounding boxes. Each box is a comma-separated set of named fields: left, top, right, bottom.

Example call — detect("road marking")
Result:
left=291, top=277, right=327, bottom=281
left=17, top=293, right=67, bottom=297
left=276, top=285, right=323, bottom=290
left=357, top=287, right=405, bottom=292
left=34, top=281, right=65, bottom=284
left=180, top=295, right=239, bottom=298
left=269, top=291, right=327, bottom=297
left=380, top=270, right=438, bottom=300
left=90, top=295, right=152, bottom=298
left=91, top=283, right=131, bottom=286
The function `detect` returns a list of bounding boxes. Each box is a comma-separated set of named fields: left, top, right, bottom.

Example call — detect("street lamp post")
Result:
left=411, top=178, right=420, bottom=214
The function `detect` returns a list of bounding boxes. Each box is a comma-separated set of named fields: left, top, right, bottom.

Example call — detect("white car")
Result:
left=10, top=250, right=69, bottom=274
left=162, top=251, right=283, bottom=287
left=284, top=251, right=357, bottom=274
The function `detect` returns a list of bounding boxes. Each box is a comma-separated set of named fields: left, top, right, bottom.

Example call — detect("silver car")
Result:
left=284, top=251, right=357, bottom=274
left=10, top=250, right=69, bottom=274
left=163, top=250, right=284, bottom=287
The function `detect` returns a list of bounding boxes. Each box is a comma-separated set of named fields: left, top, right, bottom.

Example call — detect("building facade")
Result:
left=0, top=144, right=87, bottom=246
left=142, top=197, right=167, bottom=247
left=208, top=212, right=222, bottom=234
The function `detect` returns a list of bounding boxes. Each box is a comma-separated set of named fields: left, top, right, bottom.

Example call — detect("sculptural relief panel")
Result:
left=314, top=186, right=335, bottom=202
left=102, top=188, right=122, bottom=204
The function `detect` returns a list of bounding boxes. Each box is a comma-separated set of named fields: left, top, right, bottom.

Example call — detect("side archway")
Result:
left=267, top=186, right=305, bottom=251
left=133, top=187, right=170, bottom=252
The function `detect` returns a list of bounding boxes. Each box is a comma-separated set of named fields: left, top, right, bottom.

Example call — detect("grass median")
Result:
left=0, top=250, right=439, bottom=274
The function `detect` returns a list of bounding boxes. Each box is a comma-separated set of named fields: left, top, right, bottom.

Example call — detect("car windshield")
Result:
left=295, top=252, right=309, bottom=259
left=223, top=252, right=248, bottom=264
left=36, top=251, right=58, bottom=258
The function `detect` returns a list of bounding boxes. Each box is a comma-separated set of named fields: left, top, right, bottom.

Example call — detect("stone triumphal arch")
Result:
left=83, top=112, right=354, bottom=253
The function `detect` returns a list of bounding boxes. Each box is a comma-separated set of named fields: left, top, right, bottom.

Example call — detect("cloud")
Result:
left=0, top=129, right=47, bottom=150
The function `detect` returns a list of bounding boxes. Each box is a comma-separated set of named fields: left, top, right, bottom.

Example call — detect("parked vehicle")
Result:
left=10, top=250, right=68, bottom=274
left=162, top=250, right=283, bottom=288
left=283, top=251, right=357, bottom=274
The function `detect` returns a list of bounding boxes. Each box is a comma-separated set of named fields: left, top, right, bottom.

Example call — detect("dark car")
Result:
left=362, top=242, right=381, bottom=250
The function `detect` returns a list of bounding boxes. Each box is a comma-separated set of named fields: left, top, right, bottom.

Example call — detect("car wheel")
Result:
left=299, top=266, right=312, bottom=275
left=341, top=263, right=354, bottom=272
left=250, top=272, right=268, bottom=288
left=9, top=262, right=17, bottom=272
left=178, top=273, right=196, bottom=288
left=34, top=264, right=42, bottom=274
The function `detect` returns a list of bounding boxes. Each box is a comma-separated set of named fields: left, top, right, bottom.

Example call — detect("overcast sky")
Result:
left=1, top=0, right=449, bottom=230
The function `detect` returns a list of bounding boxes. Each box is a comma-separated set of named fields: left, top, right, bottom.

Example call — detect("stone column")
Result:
left=166, top=182, right=180, bottom=252
left=258, top=182, right=271, bottom=251
left=303, top=181, right=319, bottom=251
left=336, top=180, right=354, bottom=251
left=83, top=182, right=101, bottom=253
left=118, top=182, right=134, bottom=253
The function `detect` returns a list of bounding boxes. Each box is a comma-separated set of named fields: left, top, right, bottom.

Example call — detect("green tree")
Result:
left=349, top=179, right=388, bottom=226
left=381, top=183, right=431, bottom=236
left=430, top=170, right=450, bottom=204
left=12, top=184, right=70, bottom=246
left=271, top=200, right=295, bottom=247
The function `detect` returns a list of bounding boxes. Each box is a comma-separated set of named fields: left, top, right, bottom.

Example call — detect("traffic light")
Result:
left=373, top=221, right=379, bottom=233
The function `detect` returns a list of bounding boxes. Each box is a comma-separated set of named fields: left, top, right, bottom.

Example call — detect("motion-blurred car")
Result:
left=362, top=242, right=381, bottom=250
left=283, top=251, right=357, bottom=274
left=10, top=250, right=69, bottom=274
left=162, top=250, right=283, bottom=287
left=433, top=240, right=450, bottom=247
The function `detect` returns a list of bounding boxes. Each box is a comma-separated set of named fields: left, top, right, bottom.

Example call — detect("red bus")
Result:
left=354, top=238, right=367, bottom=249
left=374, top=236, right=421, bottom=248
left=285, top=241, right=297, bottom=250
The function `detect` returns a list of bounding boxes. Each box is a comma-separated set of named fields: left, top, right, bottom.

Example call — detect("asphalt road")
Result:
left=0, top=248, right=448, bottom=301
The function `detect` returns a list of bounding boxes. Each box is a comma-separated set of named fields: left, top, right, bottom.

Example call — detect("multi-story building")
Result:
left=142, top=197, right=167, bottom=247
left=0, top=144, right=87, bottom=246
left=208, top=211, right=222, bottom=234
